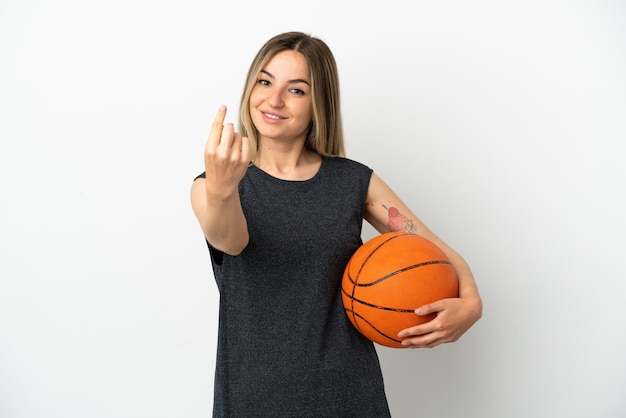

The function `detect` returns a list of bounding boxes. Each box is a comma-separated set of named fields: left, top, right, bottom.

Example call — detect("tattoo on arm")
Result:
left=383, top=205, right=416, bottom=233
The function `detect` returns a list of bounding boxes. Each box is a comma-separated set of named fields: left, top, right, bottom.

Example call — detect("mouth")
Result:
left=260, top=110, right=286, bottom=121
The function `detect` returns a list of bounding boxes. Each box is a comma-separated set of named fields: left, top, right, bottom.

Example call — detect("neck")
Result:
left=254, top=146, right=322, bottom=181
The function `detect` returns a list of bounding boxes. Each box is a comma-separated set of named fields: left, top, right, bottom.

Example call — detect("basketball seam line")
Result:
left=349, top=260, right=453, bottom=287
left=343, top=307, right=402, bottom=344
left=341, top=288, right=415, bottom=313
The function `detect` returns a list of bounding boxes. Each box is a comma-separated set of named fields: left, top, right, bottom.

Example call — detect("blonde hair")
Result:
left=238, top=32, right=345, bottom=160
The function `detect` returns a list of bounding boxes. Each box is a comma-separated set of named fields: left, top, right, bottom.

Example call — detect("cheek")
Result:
left=249, top=89, right=261, bottom=108
left=248, top=93, right=263, bottom=122
left=250, top=83, right=271, bottom=103
left=301, top=105, right=313, bottom=125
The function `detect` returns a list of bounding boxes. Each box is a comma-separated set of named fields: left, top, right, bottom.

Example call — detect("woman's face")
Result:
left=249, top=50, right=313, bottom=144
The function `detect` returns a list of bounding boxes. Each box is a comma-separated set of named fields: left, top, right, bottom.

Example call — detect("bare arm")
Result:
left=190, top=106, right=251, bottom=256
left=364, top=172, right=482, bottom=348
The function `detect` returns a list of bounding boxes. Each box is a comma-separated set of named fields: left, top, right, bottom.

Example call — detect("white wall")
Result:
left=1, top=1, right=624, bottom=417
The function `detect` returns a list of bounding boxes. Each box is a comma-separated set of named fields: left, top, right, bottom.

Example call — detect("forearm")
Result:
left=191, top=179, right=249, bottom=255
left=436, top=241, right=482, bottom=314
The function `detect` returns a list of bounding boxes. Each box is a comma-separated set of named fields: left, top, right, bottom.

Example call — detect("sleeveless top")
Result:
left=196, top=156, right=391, bottom=417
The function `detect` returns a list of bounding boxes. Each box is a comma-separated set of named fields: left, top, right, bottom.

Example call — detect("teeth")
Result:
left=265, top=113, right=280, bottom=119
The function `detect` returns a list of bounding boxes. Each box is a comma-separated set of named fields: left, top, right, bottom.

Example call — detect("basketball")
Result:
left=342, top=231, right=459, bottom=348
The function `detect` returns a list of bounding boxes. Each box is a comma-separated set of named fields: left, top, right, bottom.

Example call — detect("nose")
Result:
left=268, top=89, right=284, bottom=108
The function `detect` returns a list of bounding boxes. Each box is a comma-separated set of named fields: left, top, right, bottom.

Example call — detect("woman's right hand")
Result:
left=190, top=105, right=251, bottom=255
left=203, top=105, right=251, bottom=198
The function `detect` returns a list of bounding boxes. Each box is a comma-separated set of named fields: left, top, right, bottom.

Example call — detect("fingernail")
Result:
left=415, top=308, right=423, bottom=315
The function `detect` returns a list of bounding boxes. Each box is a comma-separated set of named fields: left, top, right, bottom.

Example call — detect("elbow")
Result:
left=223, top=243, right=247, bottom=256
left=207, top=233, right=249, bottom=256
left=470, top=293, right=483, bottom=323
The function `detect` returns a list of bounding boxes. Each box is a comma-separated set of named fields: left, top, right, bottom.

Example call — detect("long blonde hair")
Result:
left=238, top=32, right=345, bottom=160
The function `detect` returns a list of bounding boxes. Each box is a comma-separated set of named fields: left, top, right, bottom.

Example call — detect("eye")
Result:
left=258, top=79, right=270, bottom=86
left=289, top=87, right=306, bottom=96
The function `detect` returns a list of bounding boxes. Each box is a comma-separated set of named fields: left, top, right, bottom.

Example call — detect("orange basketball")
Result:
left=342, top=231, right=459, bottom=348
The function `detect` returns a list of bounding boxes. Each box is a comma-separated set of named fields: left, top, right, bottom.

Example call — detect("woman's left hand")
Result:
left=397, top=295, right=482, bottom=348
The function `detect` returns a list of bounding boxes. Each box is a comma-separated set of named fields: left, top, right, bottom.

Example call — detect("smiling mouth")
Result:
left=262, top=111, right=285, bottom=120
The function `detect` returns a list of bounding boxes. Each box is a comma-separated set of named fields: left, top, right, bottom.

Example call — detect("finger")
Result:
left=402, top=335, right=443, bottom=349
left=228, top=132, right=243, bottom=161
left=397, top=322, right=432, bottom=339
left=206, top=105, right=227, bottom=152
left=399, top=323, right=447, bottom=347
left=397, top=309, right=442, bottom=338
left=229, top=134, right=253, bottom=164
left=415, top=299, right=447, bottom=316
left=217, top=123, right=236, bottom=155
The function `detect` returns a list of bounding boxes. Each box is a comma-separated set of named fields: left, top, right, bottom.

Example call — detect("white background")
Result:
left=1, top=1, right=625, bottom=417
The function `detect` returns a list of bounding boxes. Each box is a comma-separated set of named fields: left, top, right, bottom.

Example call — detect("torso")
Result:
left=203, top=156, right=391, bottom=417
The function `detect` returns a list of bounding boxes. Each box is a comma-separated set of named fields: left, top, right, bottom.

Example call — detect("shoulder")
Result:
left=324, top=156, right=373, bottom=175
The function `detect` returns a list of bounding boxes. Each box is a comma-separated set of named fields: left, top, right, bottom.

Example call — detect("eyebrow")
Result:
left=260, top=69, right=311, bottom=86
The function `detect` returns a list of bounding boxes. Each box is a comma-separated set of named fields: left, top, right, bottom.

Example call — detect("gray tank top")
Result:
left=197, top=156, right=390, bottom=417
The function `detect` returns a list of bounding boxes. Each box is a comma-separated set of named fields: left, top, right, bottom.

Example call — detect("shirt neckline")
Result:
left=249, top=155, right=327, bottom=184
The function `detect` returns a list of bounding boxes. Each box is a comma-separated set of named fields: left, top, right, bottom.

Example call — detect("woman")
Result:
left=191, top=31, right=482, bottom=417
